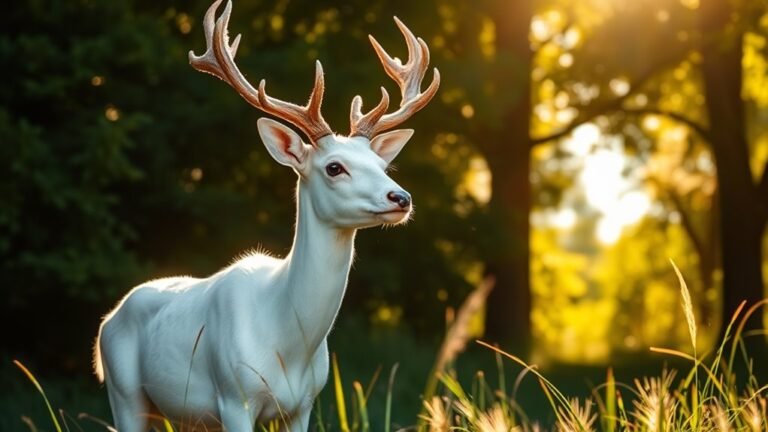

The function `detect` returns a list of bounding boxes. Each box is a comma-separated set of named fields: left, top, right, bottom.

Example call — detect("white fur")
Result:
left=94, top=121, right=414, bottom=431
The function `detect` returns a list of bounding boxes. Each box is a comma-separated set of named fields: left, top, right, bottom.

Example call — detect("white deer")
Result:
left=93, top=1, right=439, bottom=431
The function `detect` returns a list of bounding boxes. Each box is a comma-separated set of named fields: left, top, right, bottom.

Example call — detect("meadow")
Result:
left=7, top=275, right=767, bottom=431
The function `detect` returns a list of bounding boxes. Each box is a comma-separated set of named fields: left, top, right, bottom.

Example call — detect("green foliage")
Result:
left=2, top=0, right=488, bottom=369
left=1, top=0, right=151, bottom=305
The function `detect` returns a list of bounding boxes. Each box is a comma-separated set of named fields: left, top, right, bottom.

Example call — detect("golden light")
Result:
left=105, top=106, right=120, bottom=121
left=190, top=167, right=203, bottom=182
left=461, top=156, right=491, bottom=204
left=436, top=289, right=448, bottom=301
left=460, top=104, right=475, bottom=118
left=558, top=53, right=574, bottom=68
left=270, top=15, right=284, bottom=32
left=176, top=13, right=192, bottom=34
left=609, top=78, right=630, bottom=96
left=535, top=104, right=554, bottom=122
left=595, top=191, right=651, bottom=245
left=551, top=208, right=577, bottom=230
left=564, top=123, right=600, bottom=156
left=478, top=18, right=495, bottom=58
left=91, top=76, right=104, bottom=86
left=643, top=115, right=661, bottom=131
left=531, top=17, right=551, bottom=42
left=562, top=28, right=581, bottom=49
left=554, top=91, right=570, bottom=109
left=555, top=107, right=578, bottom=124
left=562, top=126, right=651, bottom=245
left=680, top=0, right=699, bottom=10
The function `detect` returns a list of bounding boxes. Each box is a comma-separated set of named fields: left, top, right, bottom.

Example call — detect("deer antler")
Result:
left=189, top=0, right=332, bottom=143
left=350, top=17, right=441, bottom=139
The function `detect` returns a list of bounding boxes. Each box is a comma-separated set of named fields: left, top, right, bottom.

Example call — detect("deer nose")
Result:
left=387, top=191, right=411, bottom=209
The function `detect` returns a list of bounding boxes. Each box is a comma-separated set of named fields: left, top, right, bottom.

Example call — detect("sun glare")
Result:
left=581, top=149, right=625, bottom=209
left=556, top=125, right=652, bottom=244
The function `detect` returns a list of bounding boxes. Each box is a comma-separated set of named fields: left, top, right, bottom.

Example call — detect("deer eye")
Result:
left=325, top=162, right=346, bottom=177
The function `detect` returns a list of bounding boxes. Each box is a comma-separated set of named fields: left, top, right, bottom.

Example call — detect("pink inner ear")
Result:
left=375, top=136, right=395, bottom=153
left=274, top=127, right=293, bottom=154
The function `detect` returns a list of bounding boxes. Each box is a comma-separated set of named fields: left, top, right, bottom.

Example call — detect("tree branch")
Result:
left=666, top=188, right=707, bottom=262
left=622, top=107, right=710, bottom=140
left=650, top=174, right=707, bottom=259
left=529, top=45, right=696, bottom=146
left=529, top=85, right=637, bottom=146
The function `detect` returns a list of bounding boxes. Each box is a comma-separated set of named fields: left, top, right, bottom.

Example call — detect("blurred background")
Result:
left=2, top=0, right=767, bottom=429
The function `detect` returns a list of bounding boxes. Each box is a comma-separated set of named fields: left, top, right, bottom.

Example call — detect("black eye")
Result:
left=325, top=162, right=345, bottom=177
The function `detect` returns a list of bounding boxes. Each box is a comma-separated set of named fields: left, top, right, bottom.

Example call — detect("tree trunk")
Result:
left=699, top=0, right=767, bottom=336
left=484, top=142, right=532, bottom=353
left=480, top=0, right=534, bottom=355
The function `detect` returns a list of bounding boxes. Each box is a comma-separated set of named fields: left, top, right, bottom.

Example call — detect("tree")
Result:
left=532, top=0, right=767, bottom=340
left=477, top=0, right=535, bottom=353
left=699, top=0, right=767, bottom=334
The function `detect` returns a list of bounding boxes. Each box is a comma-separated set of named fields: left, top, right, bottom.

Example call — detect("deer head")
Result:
left=189, top=0, right=439, bottom=229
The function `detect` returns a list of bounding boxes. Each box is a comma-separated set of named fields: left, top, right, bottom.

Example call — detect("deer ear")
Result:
left=370, top=129, right=414, bottom=163
left=257, top=118, right=312, bottom=173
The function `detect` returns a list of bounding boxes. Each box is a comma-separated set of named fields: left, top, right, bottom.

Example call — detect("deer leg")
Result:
left=286, top=408, right=312, bottom=432
left=102, top=336, right=150, bottom=432
left=218, top=396, right=258, bottom=432
left=105, top=376, right=150, bottom=432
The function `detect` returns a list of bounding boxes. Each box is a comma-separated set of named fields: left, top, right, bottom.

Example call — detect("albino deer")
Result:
left=93, top=1, right=439, bottom=431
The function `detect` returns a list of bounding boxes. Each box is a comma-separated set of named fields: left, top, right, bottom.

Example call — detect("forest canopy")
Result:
left=2, top=0, right=767, bottom=373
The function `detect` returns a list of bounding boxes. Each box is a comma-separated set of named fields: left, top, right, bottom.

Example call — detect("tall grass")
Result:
left=14, top=267, right=768, bottom=431
left=412, top=265, right=768, bottom=432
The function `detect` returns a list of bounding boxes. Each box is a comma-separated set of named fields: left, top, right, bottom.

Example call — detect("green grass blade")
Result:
left=477, top=341, right=576, bottom=417
left=183, top=325, right=206, bottom=414
left=728, top=300, right=768, bottom=373
left=604, top=368, right=616, bottom=432
left=476, top=371, right=486, bottom=412
left=363, top=365, right=381, bottom=403
left=353, top=381, right=370, bottom=432
left=57, top=409, right=71, bottom=432
left=616, top=389, right=629, bottom=430
left=690, top=381, right=699, bottom=430
left=332, top=353, right=350, bottom=432
left=314, top=397, right=327, bottom=432
left=14, top=360, right=63, bottom=432
left=537, top=379, right=564, bottom=425
left=384, top=363, right=399, bottom=432
left=22, top=416, right=38, bottom=432
left=438, top=372, right=468, bottom=401
left=162, top=418, right=175, bottom=432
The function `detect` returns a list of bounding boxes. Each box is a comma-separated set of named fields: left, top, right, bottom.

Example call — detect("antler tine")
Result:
left=349, top=87, right=391, bottom=137
left=350, top=17, right=440, bottom=138
left=189, top=0, right=332, bottom=143
left=374, top=68, right=439, bottom=134
left=188, top=0, right=241, bottom=82
left=257, top=61, right=332, bottom=143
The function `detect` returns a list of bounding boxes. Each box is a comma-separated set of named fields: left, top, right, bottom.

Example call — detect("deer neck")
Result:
left=281, top=180, right=356, bottom=353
